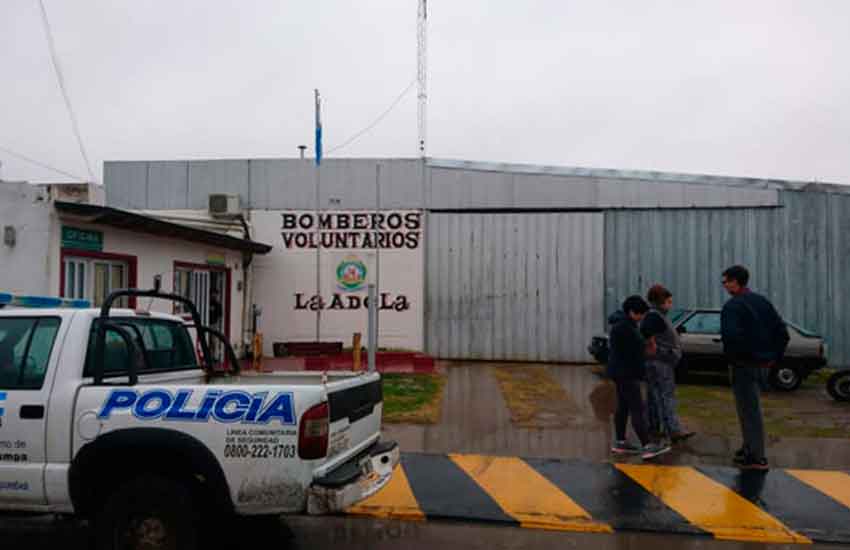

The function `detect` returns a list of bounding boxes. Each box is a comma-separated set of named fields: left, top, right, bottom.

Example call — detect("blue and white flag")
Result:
left=315, top=89, right=322, bottom=166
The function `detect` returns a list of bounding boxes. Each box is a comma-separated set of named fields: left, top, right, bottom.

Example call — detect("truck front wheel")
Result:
left=95, top=475, right=197, bottom=550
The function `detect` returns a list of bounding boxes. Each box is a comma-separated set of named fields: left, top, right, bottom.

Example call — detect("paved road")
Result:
left=350, top=452, right=850, bottom=544
left=2, top=514, right=848, bottom=550
left=3, top=364, right=847, bottom=548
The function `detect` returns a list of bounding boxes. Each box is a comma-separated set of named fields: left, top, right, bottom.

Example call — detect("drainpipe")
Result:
left=238, top=214, right=254, bottom=359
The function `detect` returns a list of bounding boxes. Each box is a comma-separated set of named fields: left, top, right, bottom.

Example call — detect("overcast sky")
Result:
left=1, top=1, right=849, bottom=184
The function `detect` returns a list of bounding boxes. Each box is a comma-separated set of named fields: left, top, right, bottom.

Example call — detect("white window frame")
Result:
left=63, top=256, right=128, bottom=307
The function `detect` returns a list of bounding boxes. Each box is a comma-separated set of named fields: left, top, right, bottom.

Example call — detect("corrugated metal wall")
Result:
left=604, top=191, right=850, bottom=368
left=104, top=158, right=849, bottom=366
left=426, top=213, right=604, bottom=362
left=104, top=158, right=779, bottom=211
left=104, top=159, right=424, bottom=210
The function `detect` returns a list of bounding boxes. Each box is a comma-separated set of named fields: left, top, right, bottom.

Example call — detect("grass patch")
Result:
left=806, top=368, right=837, bottom=386
left=382, top=374, right=446, bottom=424
left=491, top=366, right=580, bottom=428
left=677, top=383, right=850, bottom=439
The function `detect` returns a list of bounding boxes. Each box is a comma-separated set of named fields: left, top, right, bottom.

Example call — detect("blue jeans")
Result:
left=729, top=365, right=767, bottom=461
left=646, top=361, right=682, bottom=436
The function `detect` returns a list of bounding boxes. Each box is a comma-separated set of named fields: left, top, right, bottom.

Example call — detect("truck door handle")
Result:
left=20, top=405, right=45, bottom=419
left=712, top=338, right=722, bottom=343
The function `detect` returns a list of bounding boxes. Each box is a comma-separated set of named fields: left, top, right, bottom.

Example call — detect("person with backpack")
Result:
left=607, top=295, right=671, bottom=460
left=643, top=284, right=695, bottom=444
left=721, top=265, right=790, bottom=470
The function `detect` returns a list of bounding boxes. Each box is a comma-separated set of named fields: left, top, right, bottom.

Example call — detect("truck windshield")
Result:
left=0, top=317, right=61, bottom=390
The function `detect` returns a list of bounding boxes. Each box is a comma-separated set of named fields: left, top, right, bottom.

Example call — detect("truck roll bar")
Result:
left=92, top=322, right=147, bottom=385
left=96, top=287, right=240, bottom=382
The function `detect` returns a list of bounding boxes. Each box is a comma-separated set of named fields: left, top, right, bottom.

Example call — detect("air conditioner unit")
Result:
left=208, top=194, right=242, bottom=217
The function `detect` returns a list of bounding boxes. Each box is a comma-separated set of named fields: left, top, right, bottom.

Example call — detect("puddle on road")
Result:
left=383, top=363, right=615, bottom=463
left=383, top=363, right=850, bottom=470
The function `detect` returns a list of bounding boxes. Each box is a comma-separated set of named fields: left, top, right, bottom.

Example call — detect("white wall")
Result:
left=50, top=218, right=246, bottom=349
left=0, top=183, right=53, bottom=295
left=252, top=210, right=424, bottom=353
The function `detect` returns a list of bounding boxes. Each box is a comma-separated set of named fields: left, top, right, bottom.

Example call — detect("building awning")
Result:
left=54, top=201, right=273, bottom=254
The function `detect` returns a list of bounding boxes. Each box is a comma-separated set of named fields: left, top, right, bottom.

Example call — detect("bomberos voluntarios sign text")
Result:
left=280, top=212, right=422, bottom=249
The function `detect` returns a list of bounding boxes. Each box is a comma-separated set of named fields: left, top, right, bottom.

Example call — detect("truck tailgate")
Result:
left=319, top=373, right=383, bottom=476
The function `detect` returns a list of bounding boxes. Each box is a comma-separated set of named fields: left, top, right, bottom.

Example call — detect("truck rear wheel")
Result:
left=95, top=474, right=197, bottom=550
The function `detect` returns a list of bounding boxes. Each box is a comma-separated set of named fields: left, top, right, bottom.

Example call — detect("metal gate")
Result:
left=425, top=212, right=604, bottom=362
left=191, top=271, right=210, bottom=326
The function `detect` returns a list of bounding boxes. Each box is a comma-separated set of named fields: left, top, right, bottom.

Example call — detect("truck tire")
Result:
left=827, top=370, right=850, bottom=402
left=769, top=364, right=802, bottom=392
left=95, top=475, right=197, bottom=550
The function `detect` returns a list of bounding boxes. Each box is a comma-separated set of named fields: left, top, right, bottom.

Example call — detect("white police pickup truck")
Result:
left=0, top=288, right=398, bottom=549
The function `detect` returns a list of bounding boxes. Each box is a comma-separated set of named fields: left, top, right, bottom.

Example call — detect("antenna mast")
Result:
left=417, top=0, right=427, bottom=158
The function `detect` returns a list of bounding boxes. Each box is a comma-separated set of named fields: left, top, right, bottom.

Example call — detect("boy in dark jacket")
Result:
left=721, top=265, right=790, bottom=470
left=607, top=296, right=671, bottom=460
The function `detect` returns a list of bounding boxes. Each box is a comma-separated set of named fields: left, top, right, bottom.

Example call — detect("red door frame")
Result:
left=173, top=261, right=232, bottom=341
left=59, top=248, right=139, bottom=308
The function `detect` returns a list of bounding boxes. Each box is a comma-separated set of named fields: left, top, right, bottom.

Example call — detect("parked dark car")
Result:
left=588, top=309, right=828, bottom=391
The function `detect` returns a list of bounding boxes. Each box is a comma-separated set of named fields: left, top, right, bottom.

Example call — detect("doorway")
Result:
left=173, top=262, right=231, bottom=365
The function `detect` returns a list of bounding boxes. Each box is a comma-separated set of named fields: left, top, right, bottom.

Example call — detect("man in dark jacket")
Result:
left=607, top=295, right=671, bottom=460
left=721, top=265, right=790, bottom=471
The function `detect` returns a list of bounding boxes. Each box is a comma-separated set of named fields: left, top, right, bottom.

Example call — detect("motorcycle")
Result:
left=826, top=370, right=850, bottom=402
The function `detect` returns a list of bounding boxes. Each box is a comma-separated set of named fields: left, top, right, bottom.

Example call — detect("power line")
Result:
left=326, top=79, right=417, bottom=155
left=37, top=0, right=96, bottom=183
left=0, top=144, right=87, bottom=181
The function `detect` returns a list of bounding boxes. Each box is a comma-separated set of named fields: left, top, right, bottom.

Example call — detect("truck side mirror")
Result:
left=677, top=325, right=687, bottom=334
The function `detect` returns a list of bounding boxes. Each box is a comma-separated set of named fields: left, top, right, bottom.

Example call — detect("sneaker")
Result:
left=611, top=440, right=642, bottom=455
left=671, top=431, right=696, bottom=443
left=641, top=442, right=672, bottom=460
left=737, top=456, right=770, bottom=471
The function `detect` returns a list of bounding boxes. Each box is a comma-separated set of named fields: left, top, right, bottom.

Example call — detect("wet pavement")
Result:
left=2, top=362, right=848, bottom=548
left=349, top=452, right=850, bottom=544
left=2, top=513, right=848, bottom=550
left=384, top=363, right=850, bottom=470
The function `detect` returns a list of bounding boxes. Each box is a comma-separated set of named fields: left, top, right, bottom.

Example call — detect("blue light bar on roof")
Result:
left=0, top=293, right=90, bottom=308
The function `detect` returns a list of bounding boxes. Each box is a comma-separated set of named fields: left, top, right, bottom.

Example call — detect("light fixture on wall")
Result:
left=3, top=226, right=15, bottom=247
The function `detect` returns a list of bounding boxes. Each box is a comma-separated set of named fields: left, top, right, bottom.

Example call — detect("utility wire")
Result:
left=37, top=0, right=96, bottom=183
left=326, top=78, right=417, bottom=155
left=0, top=144, right=87, bottom=181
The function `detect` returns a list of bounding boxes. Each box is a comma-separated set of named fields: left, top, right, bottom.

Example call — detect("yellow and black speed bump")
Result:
left=347, top=453, right=850, bottom=544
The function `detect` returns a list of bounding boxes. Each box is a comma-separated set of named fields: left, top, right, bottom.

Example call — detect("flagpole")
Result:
left=314, top=89, right=322, bottom=344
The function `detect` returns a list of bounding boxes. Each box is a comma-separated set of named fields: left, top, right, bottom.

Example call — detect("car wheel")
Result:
left=769, top=364, right=802, bottom=392
left=95, top=475, right=197, bottom=550
left=827, top=370, right=850, bottom=402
